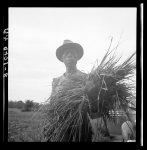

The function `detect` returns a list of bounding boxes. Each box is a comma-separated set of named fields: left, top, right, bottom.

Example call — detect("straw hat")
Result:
left=56, top=40, right=84, bottom=62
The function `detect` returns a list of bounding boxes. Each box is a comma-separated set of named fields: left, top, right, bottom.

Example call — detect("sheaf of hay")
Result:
left=42, top=38, right=136, bottom=142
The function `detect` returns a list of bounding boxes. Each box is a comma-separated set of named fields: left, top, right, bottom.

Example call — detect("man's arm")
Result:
left=50, top=78, right=59, bottom=104
left=90, top=112, right=102, bottom=119
left=84, top=80, right=101, bottom=119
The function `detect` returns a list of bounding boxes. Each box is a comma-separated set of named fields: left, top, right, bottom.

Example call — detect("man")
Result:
left=45, top=40, right=104, bottom=142
left=50, top=40, right=95, bottom=98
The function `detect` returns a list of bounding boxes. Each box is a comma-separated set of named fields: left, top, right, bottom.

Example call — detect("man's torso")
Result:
left=51, top=70, right=87, bottom=97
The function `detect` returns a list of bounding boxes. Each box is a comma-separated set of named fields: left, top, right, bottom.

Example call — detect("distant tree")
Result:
left=8, top=101, right=15, bottom=108
left=22, top=100, right=34, bottom=111
left=17, top=100, right=25, bottom=109
left=8, top=100, right=25, bottom=109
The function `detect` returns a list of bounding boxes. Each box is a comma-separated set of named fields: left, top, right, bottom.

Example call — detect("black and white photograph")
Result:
left=3, top=7, right=143, bottom=143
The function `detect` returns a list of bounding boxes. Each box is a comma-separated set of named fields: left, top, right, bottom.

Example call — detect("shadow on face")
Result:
left=62, top=49, right=78, bottom=66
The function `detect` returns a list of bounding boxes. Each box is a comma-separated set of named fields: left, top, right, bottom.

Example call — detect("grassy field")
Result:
left=8, top=108, right=45, bottom=142
left=8, top=108, right=124, bottom=142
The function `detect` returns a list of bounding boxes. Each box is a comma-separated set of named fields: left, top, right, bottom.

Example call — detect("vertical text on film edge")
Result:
left=3, top=28, right=8, bottom=78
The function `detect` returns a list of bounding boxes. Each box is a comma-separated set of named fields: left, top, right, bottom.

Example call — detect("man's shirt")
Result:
left=50, top=70, right=87, bottom=98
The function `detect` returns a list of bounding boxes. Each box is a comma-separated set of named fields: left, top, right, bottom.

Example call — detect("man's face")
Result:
left=62, top=49, right=78, bottom=66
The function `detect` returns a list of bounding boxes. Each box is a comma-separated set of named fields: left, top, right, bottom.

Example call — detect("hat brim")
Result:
left=56, top=43, right=84, bottom=62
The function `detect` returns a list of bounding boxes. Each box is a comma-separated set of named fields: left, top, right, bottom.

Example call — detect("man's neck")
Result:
left=65, top=66, right=77, bottom=75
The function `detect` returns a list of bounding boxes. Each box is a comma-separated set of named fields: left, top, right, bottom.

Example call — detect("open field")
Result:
left=8, top=108, right=125, bottom=142
left=8, top=108, right=45, bottom=142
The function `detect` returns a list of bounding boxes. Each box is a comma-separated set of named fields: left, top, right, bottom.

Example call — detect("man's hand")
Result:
left=84, top=80, right=99, bottom=113
left=85, top=80, right=98, bottom=100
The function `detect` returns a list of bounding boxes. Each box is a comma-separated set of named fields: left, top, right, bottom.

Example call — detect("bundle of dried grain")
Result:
left=42, top=40, right=136, bottom=142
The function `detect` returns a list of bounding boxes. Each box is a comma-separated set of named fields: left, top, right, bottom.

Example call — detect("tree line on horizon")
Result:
left=8, top=100, right=41, bottom=111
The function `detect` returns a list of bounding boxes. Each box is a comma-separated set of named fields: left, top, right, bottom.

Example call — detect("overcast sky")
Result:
left=8, top=7, right=136, bottom=103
